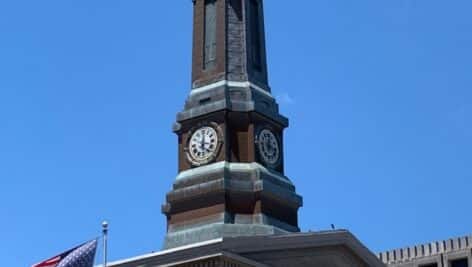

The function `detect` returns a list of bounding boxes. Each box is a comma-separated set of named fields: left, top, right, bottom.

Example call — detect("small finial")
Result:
left=102, top=221, right=109, bottom=233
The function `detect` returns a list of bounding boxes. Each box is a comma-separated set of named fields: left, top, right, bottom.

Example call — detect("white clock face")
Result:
left=257, top=129, right=280, bottom=165
left=189, top=126, right=219, bottom=163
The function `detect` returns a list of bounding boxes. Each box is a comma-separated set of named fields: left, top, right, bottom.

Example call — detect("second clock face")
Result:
left=188, top=126, right=219, bottom=163
left=257, top=129, right=280, bottom=165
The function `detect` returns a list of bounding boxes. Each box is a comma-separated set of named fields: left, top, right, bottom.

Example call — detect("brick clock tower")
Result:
left=107, top=2, right=388, bottom=266
left=162, top=0, right=303, bottom=249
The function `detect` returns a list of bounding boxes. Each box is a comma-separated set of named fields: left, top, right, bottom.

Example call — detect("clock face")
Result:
left=257, top=129, right=280, bottom=165
left=188, top=126, right=219, bottom=164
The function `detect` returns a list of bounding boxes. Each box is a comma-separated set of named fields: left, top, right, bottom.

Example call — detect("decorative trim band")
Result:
left=175, top=161, right=292, bottom=186
left=190, top=80, right=273, bottom=98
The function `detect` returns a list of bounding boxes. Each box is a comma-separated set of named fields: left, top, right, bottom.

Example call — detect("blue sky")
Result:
left=1, top=1, right=471, bottom=266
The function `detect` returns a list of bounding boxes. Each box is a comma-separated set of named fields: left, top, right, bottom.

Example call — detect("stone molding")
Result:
left=159, top=252, right=270, bottom=267
left=175, top=81, right=288, bottom=127
left=175, top=162, right=293, bottom=187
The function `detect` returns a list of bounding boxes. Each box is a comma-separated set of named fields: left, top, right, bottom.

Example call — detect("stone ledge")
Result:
left=176, top=80, right=288, bottom=127
left=164, top=223, right=289, bottom=249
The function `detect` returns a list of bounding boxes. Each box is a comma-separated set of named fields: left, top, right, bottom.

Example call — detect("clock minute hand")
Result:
left=200, top=134, right=205, bottom=150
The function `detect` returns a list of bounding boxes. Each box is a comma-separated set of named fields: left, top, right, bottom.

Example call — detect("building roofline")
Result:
left=221, top=230, right=383, bottom=267
left=378, top=234, right=472, bottom=264
left=104, top=238, right=223, bottom=267
left=102, top=230, right=384, bottom=267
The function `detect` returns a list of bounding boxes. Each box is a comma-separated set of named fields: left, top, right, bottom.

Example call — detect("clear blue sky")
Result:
left=1, top=1, right=471, bottom=266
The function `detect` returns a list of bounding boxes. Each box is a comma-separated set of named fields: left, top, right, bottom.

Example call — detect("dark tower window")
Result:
left=249, top=0, right=262, bottom=70
left=203, top=0, right=217, bottom=70
left=450, top=258, right=468, bottom=267
left=420, top=263, right=438, bottom=267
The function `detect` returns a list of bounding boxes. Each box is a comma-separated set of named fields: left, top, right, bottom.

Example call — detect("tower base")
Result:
left=162, top=162, right=303, bottom=249
left=164, top=223, right=289, bottom=249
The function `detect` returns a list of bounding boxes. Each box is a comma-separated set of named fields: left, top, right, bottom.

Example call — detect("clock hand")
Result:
left=200, top=134, right=205, bottom=150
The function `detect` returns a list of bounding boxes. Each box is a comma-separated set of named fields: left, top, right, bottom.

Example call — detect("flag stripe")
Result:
left=32, top=256, right=61, bottom=267
left=32, top=240, right=97, bottom=267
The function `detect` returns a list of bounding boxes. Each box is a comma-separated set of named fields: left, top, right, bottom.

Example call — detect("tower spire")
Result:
left=191, top=0, right=269, bottom=90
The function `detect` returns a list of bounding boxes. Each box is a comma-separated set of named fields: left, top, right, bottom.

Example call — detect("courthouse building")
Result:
left=107, top=1, right=471, bottom=266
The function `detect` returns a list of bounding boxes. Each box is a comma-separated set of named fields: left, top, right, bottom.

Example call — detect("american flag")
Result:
left=32, top=240, right=97, bottom=267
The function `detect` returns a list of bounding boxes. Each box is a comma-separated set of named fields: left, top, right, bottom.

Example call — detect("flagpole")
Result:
left=102, top=221, right=108, bottom=267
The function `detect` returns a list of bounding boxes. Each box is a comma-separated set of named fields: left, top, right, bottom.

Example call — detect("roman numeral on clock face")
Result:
left=258, top=129, right=280, bottom=165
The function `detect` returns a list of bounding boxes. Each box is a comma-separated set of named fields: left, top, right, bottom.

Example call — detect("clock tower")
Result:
left=162, top=0, right=303, bottom=249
